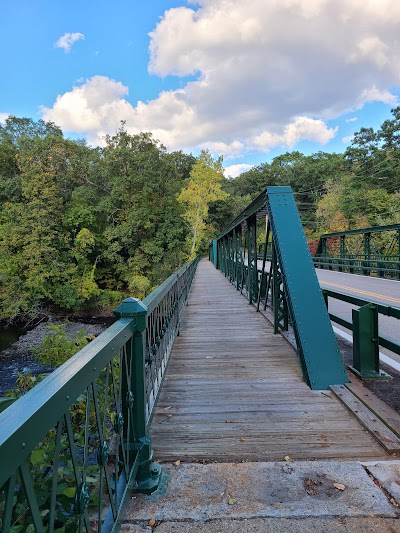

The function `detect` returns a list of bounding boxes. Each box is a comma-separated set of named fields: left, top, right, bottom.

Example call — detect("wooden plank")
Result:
left=330, top=384, right=400, bottom=453
left=150, top=259, right=388, bottom=462
left=346, top=375, right=400, bottom=438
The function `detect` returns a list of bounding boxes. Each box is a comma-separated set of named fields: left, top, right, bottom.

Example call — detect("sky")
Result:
left=1, top=0, right=400, bottom=177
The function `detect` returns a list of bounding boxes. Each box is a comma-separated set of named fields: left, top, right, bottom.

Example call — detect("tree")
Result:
left=178, top=150, right=228, bottom=257
left=101, top=126, right=189, bottom=293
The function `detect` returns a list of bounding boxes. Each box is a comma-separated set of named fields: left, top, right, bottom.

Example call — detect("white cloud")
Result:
left=252, top=117, right=337, bottom=152
left=342, top=135, right=354, bottom=144
left=224, top=164, right=254, bottom=178
left=349, top=36, right=389, bottom=69
left=42, top=1, right=400, bottom=153
left=54, top=32, right=85, bottom=53
left=40, top=76, right=132, bottom=145
left=0, top=113, right=9, bottom=124
left=357, top=86, right=398, bottom=107
left=201, top=140, right=244, bottom=158
left=345, top=117, right=358, bottom=123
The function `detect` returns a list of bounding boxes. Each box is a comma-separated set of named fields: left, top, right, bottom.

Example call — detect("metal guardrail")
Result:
left=322, top=288, right=400, bottom=379
left=314, top=256, right=400, bottom=280
left=0, top=256, right=199, bottom=533
left=313, top=224, right=400, bottom=280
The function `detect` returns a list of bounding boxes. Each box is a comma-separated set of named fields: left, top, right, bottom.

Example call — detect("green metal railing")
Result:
left=313, top=255, right=400, bottom=279
left=322, top=288, right=400, bottom=379
left=314, top=224, right=400, bottom=279
left=210, top=186, right=348, bottom=390
left=0, top=256, right=199, bottom=533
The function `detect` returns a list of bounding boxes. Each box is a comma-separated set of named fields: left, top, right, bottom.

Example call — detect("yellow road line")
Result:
left=320, top=280, right=400, bottom=305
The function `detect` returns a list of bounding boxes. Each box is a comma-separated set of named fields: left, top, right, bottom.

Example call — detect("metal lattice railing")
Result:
left=0, top=256, right=199, bottom=533
left=314, top=224, right=400, bottom=280
left=209, top=186, right=348, bottom=390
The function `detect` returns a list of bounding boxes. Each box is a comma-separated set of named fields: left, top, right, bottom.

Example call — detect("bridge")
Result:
left=1, top=187, right=400, bottom=532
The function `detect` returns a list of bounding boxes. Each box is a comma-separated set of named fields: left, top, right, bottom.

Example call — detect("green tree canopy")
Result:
left=178, top=150, right=228, bottom=257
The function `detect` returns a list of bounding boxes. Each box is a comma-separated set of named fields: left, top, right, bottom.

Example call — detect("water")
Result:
left=0, top=323, right=27, bottom=352
left=0, top=318, right=112, bottom=394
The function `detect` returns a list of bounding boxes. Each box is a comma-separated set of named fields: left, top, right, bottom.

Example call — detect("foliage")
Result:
left=1, top=343, right=116, bottom=531
left=178, top=149, right=228, bottom=256
left=0, top=119, right=193, bottom=322
left=101, top=126, right=190, bottom=289
left=31, top=324, right=89, bottom=367
left=1, top=108, right=400, bottom=322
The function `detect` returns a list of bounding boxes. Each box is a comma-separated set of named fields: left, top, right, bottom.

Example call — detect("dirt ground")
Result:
left=337, top=336, right=400, bottom=412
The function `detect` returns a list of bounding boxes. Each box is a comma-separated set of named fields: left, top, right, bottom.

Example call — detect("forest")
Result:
left=0, top=108, right=400, bottom=323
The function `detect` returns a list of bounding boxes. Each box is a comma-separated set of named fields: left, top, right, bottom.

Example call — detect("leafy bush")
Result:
left=32, top=324, right=89, bottom=367
left=95, top=289, right=125, bottom=314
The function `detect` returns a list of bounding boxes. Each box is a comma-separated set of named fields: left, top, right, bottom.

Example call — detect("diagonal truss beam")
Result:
left=213, top=186, right=348, bottom=390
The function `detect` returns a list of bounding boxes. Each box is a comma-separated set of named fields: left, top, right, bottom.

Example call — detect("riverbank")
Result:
left=0, top=320, right=109, bottom=395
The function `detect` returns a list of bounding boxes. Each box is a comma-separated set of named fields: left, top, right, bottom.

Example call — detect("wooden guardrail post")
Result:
left=114, top=298, right=161, bottom=494
left=350, top=303, right=391, bottom=380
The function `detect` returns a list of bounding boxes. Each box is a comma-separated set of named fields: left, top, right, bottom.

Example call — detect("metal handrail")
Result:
left=322, top=288, right=400, bottom=378
left=313, top=256, right=400, bottom=279
left=0, top=256, right=199, bottom=532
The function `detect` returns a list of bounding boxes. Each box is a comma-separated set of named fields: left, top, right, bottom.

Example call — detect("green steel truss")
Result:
left=211, top=186, right=348, bottom=390
left=314, top=224, right=400, bottom=279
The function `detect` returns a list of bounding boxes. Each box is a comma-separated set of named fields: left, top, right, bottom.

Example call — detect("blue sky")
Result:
left=1, top=1, right=400, bottom=177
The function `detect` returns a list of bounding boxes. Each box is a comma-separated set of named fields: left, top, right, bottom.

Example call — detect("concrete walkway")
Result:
left=123, top=460, right=400, bottom=531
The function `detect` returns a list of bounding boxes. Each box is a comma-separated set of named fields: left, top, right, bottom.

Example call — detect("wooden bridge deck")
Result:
left=151, top=259, right=387, bottom=462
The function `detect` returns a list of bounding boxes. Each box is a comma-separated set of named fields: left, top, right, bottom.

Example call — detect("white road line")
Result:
left=332, top=325, right=400, bottom=373
left=316, top=268, right=400, bottom=284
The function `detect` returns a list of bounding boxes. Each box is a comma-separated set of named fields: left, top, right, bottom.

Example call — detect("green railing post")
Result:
left=349, top=254, right=354, bottom=274
left=271, top=239, right=288, bottom=333
left=213, top=239, right=218, bottom=268
left=228, top=232, right=234, bottom=282
left=339, top=236, right=345, bottom=272
left=363, top=232, right=371, bottom=276
left=113, top=298, right=161, bottom=494
left=350, top=303, right=390, bottom=380
left=322, top=289, right=328, bottom=309
left=259, top=271, right=267, bottom=299
left=397, top=229, right=400, bottom=281
left=247, top=215, right=258, bottom=304
left=234, top=227, right=242, bottom=290
left=320, top=238, right=326, bottom=269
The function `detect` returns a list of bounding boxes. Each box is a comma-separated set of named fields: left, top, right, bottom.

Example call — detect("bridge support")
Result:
left=212, top=186, right=348, bottom=390
left=350, top=303, right=391, bottom=380
left=114, top=298, right=161, bottom=494
left=314, top=223, right=400, bottom=279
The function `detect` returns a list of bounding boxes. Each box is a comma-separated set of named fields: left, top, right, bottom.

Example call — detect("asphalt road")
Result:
left=315, top=269, right=400, bottom=360
left=248, top=256, right=400, bottom=362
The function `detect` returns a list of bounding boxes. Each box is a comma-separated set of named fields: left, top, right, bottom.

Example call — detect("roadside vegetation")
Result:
left=1, top=109, right=400, bottom=322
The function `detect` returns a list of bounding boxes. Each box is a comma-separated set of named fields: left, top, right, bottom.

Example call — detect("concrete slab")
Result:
left=121, top=517, right=400, bottom=533
left=367, top=462, right=400, bottom=504
left=124, top=461, right=396, bottom=522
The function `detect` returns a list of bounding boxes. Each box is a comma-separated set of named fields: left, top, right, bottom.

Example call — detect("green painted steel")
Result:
left=247, top=216, right=258, bottom=305
left=313, top=256, right=400, bottom=278
left=266, top=187, right=347, bottom=389
left=314, top=223, right=400, bottom=280
left=350, top=304, right=390, bottom=379
left=318, top=223, right=400, bottom=239
left=213, top=240, right=218, bottom=268
left=322, top=288, right=400, bottom=362
left=212, top=186, right=347, bottom=390
left=0, top=256, right=199, bottom=533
